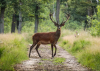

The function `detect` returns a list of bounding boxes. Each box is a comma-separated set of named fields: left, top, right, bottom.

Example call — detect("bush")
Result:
left=0, top=47, right=5, bottom=58
left=22, top=21, right=35, bottom=33
left=88, top=5, right=100, bottom=36
left=0, top=34, right=28, bottom=71
left=78, top=52, right=100, bottom=71
left=71, top=40, right=90, bottom=53
left=60, top=31, right=100, bottom=71
left=65, top=20, right=82, bottom=30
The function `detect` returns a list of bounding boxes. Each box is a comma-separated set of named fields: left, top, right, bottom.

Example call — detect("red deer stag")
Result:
left=29, top=13, right=70, bottom=58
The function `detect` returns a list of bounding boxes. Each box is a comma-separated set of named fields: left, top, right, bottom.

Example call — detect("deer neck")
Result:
left=55, top=28, right=61, bottom=40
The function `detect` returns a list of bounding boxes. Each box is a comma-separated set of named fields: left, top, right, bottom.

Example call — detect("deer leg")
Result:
left=54, top=45, right=57, bottom=57
left=51, top=44, right=54, bottom=58
left=35, top=44, right=41, bottom=58
left=29, top=43, right=37, bottom=58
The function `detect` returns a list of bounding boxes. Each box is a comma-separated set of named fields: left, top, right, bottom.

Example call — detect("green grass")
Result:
left=41, top=58, right=49, bottom=61
left=78, top=52, right=100, bottom=71
left=60, top=31, right=100, bottom=71
left=60, top=39, right=90, bottom=54
left=70, top=40, right=90, bottom=53
left=53, top=57, right=66, bottom=65
left=0, top=34, right=28, bottom=71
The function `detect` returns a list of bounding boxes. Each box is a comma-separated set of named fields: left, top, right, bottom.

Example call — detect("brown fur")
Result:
left=32, top=28, right=61, bottom=45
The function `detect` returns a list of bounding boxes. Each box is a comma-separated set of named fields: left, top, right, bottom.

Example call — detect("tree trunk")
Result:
left=0, top=7, right=5, bottom=33
left=84, top=20, right=88, bottom=31
left=34, top=14, right=39, bottom=33
left=18, top=10, right=22, bottom=34
left=34, top=5, right=39, bottom=33
left=18, top=1, right=22, bottom=34
left=56, top=0, right=60, bottom=24
left=88, top=7, right=91, bottom=16
left=17, top=18, right=19, bottom=30
left=11, top=14, right=16, bottom=33
left=53, top=1, right=55, bottom=19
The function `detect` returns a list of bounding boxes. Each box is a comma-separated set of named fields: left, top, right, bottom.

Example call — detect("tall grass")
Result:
left=0, top=34, right=28, bottom=71
left=60, top=30, right=100, bottom=71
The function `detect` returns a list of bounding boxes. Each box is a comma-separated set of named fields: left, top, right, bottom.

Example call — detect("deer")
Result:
left=29, top=13, right=70, bottom=58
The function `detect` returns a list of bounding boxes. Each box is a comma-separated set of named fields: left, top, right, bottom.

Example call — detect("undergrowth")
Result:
left=0, top=34, right=28, bottom=71
left=60, top=31, right=100, bottom=71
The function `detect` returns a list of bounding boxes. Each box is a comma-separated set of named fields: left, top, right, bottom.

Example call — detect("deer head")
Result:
left=50, top=13, right=70, bottom=30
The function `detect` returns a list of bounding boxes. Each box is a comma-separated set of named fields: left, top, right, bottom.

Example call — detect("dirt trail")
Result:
left=14, top=44, right=91, bottom=71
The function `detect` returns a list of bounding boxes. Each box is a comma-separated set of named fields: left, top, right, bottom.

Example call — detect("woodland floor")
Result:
left=14, top=44, right=92, bottom=71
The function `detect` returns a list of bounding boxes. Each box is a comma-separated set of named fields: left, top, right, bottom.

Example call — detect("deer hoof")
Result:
left=51, top=57, right=54, bottom=59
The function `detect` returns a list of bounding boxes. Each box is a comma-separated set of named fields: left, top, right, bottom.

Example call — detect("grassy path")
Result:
left=14, top=44, right=90, bottom=71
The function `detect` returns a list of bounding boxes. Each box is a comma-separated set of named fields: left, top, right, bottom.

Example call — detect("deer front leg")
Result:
left=51, top=44, right=54, bottom=58
left=35, top=44, right=41, bottom=58
left=54, top=45, right=57, bottom=57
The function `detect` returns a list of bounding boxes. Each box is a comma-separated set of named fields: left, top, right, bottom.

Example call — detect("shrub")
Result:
left=0, top=34, right=28, bottom=71
left=78, top=52, right=100, bottom=71
left=69, top=39, right=90, bottom=53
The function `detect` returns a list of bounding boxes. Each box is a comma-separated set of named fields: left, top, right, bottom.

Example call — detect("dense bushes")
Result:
left=60, top=39, right=90, bottom=54
left=88, top=5, right=100, bottom=36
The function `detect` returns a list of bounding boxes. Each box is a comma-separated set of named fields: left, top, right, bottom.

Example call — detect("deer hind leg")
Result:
left=51, top=44, right=54, bottom=58
left=35, top=44, right=41, bottom=58
left=29, top=43, right=37, bottom=58
left=54, top=45, right=57, bottom=57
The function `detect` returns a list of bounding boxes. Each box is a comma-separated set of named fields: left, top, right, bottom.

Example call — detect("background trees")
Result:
left=0, top=0, right=99, bottom=36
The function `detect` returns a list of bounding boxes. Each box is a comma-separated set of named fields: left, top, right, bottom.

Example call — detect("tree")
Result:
left=10, top=0, right=23, bottom=33
left=56, top=0, right=60, bottom=24
left=18, top=0, right=22, bottom=34
left=0, top=0, right=6, bottom=33
left=34, top=3, right=39, bottom=33
left=28, top=0, right=50, bottom=33
left=11, top=0, right=19, bottom=33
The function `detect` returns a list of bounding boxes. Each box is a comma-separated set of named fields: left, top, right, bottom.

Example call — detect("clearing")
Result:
left=14, top=44, right=91, bottom=71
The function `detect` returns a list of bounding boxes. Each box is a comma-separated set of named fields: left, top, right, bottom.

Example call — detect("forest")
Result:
left=0, top=0, right=100, bottom=71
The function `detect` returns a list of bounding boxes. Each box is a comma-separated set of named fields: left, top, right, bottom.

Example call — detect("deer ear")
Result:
left=60, top=23, right=65, bottom=26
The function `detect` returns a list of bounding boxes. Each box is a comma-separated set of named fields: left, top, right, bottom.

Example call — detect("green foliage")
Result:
left=71, top=40, right=90, bottom=53
left=22, top=21, right=35, bottom=33
left=4, top=17, right=11, bottom=33
left=78, top=52, right=100, bottom=71
left=38, top=20, right=56, bottom=32
left=0, top=34, right=28, bottom=71
left=65, top=20, right=82, bottom=30
left=60, top=39, right=90, bottom=53
left=53, top=57, right=66, bottom=65
left=88, top=5, right=100, bottom=36
left=90, top=19, right=100, bottom=36
left=60, top=35, right=100, bottom=71
left=60, top=40, right=71, bottom=51
left=0, top=47, right=5, bottom=58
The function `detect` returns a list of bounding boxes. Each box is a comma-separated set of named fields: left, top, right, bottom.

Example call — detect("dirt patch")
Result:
left=14, top=44, right=91, bottom=71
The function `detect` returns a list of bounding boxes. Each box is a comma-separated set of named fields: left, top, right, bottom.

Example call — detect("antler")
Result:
left=49, top=13, right=58, bottom=26
left=61, top=14, right=70, bottom=26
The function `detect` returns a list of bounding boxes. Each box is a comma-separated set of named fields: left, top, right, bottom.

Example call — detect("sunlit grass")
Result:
left=0, top=34, right=28, bottom=71
left=60, top=30, right=100, bottom=71
left=53, top=57, right=66, bottom=65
